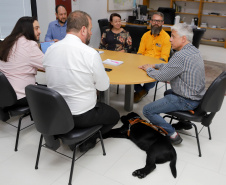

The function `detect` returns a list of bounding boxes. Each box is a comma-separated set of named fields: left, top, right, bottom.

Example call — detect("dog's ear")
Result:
left=127, top=112, right=141, bottom=120
left=130, top=112, right=141, bottom=118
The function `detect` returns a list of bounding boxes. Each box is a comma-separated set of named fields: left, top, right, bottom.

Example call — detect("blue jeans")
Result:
left=134, top=82, right=156, bottom=93
left=143, top=90, right=200, bottom=136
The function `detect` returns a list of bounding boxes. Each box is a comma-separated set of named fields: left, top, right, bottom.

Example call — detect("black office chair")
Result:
left=124, top=24, right=147, bottom=53
left=192, top=28, right=206, bottom=49
left=0, top=71, right=32, bottom=151
left=25, top=85, right=106, bottom=185
left=157, top=7, right=176, bottom=25
left=98, top=19, right=109, bottom=36
left=164, top=71, right=226, bottom=157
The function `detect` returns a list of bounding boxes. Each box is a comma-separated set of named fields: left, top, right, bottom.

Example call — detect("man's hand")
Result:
left=138, top=64, right=155, bottom=71
left=118, top=49, right=125, bottom=53
left=53, top=39, right=59, bottom=42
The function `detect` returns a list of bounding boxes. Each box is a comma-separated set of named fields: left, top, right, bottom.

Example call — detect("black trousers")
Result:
left=73, top=102, right=120, bottom=135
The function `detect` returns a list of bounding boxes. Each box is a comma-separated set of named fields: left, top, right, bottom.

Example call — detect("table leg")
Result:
left=99, top=89, right=110, bottom=105
left=124, top=85, right=134, bottom=112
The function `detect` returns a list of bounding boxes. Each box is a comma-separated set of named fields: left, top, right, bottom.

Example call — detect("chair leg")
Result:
left=165, top=81, right=168, bottom=91
left=68, top=145, right=78, bottom=185
left=98, top=130, right=106, bottom=156
left=191, top=123, right=202, bottom=157
left=14, top=113, right=31, bottom=151
left=153, top=81, right=159, bottom=102
left=30, top=113, right=33, bottom=121
left=208, top=126, right=212, bottom=140
left=35, top=134, right=43, bottom=169
left=116, top=85, right=119, bottom=94
left=14, top=114, right=25, bottom=151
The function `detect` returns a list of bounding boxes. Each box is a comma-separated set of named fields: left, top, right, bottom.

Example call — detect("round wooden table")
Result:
left=98, top=49, right=164, bottom=111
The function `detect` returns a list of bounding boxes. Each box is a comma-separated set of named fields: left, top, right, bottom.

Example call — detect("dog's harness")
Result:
left=127, top=118, right=168, bottom=137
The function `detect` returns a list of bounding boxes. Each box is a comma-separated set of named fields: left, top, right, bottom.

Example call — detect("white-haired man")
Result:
left=139, top=23, right=206, bottom=144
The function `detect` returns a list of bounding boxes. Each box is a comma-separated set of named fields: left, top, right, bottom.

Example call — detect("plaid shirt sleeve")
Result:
left=146, top=55, right=184, bottom=82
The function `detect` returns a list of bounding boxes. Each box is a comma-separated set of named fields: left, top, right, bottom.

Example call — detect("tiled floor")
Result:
left=1, top=44, right=226, bottom=185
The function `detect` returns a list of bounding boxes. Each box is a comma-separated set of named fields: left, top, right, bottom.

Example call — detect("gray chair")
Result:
left=124, top=24, right=147, bottom=53
left=98, top=18, right=109, bottom=36
left=157, top=7, right=176, bottom=25
left=164, top=71, right=226, bottom=157
left=0, top=71, right=32, bottom=151
left=25, top=85, right=106, bottom=185
left=192, top=28, right=206, bottom=49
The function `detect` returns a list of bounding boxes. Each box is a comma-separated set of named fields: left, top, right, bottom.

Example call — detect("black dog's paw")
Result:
left=132, top=169, right=147, bottom=179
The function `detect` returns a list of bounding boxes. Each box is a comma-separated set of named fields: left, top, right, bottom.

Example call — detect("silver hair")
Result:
left=171, top=23, right=193, bottom=42
left=151, top=12, right=164, bottom=21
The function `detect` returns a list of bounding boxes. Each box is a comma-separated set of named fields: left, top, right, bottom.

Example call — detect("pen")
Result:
left=111, top=60, right=119, bottom=64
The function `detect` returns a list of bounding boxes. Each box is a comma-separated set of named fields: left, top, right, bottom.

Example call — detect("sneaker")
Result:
left=134, top=89, right=148, bottom=103
left=172, top=120, right=192, bottom=130
left=170, top=132, right=183, bottom=145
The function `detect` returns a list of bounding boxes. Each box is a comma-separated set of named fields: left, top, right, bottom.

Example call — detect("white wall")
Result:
left=0, top=0, right=32, bottom=40
left=36, top=1, right=56, bottom=42
left=36, top=0, right=134, bottom=47
left=79, top=0, right=134, bottom=47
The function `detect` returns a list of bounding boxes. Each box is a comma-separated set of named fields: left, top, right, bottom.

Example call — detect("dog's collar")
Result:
left=127, top=118, right=168, bottom=137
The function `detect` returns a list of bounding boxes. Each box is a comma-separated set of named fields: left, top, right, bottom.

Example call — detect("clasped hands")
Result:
left=138, top=64, right=155, bottom=71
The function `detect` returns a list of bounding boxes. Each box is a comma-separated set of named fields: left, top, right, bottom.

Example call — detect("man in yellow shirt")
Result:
left=134, top=12, right=171, bottom=103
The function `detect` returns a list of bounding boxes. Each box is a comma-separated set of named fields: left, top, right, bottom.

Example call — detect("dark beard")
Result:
left=59, top=19, right=66, bottom=24
left=86, top=39, right=90, bottom=45
left=151, top=25, right=162, bottom=36
left=85, top=33, right=90, bottom=45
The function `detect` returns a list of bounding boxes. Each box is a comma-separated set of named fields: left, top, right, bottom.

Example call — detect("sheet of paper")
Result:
left=103, top=59, right=123, bottom=66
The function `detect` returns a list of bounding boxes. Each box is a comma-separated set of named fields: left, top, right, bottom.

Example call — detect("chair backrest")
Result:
left=0, top=71, right=17, bottom=108
left=25, top=85, right=74, bottom=136
left=198, top=71, right=226, bottom=114
left=124, top=25, right=147, bottom=53
left=128, top=16, right=136, bottom=23
left=157, top=7, right=175, bottom=25
left=192, top=28, right=206, bottom=49
left=98, top=19, right=109, bottom=36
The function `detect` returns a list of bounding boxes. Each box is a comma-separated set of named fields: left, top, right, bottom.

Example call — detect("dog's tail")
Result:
left=169, top=152, right=177, bottom=178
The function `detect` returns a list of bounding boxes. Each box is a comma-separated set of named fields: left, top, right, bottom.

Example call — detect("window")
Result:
left=0, top=0, right=32, bottom=40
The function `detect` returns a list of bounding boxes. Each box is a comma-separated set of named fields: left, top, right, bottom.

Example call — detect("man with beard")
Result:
left=134, top=12, right=171, bottom=103
left=43, top=11, right=120, bottom=152
left=45, top=4, right=67, bottom=42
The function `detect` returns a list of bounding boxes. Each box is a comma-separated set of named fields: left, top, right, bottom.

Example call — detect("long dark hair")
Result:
left=0, top=16, right=37, bottom=62
left=109, top=13, right=121, bottom=30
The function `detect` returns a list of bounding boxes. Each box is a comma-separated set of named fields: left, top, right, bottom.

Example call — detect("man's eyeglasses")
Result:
left=151, top=19, right=163, bottom=23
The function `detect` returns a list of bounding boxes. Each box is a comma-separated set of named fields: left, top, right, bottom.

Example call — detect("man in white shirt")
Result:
left=43, top=11, right=120, bottom=152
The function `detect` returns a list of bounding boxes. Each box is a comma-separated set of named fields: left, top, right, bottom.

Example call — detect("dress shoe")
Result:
left=172, top=120, right=192, bottom=130
left=79, top=138, right=97, bottom=152
left=134, top=89, right=148, bottom=103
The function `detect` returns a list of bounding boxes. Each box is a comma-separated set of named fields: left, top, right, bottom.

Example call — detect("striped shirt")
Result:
left=146, top=43, right=206, bottom=100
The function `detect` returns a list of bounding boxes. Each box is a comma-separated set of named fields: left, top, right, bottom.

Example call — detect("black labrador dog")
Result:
left=104, top=112, right=177, bottom=179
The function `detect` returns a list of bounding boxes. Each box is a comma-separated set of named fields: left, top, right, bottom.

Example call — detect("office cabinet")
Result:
left=145, top=0, right=226, bottom=48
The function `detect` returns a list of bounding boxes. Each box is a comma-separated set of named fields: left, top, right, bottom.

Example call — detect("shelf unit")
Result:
left=143, top=0, right=226, bottom=48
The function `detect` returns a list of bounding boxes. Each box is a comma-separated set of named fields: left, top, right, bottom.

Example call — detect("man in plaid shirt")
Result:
left=139, top=23, right=205, bottom=144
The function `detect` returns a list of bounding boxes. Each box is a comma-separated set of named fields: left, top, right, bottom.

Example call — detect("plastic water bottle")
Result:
left=174, top=15, right=180, bottom=25
left=191, top=18, right=195, bottom=26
